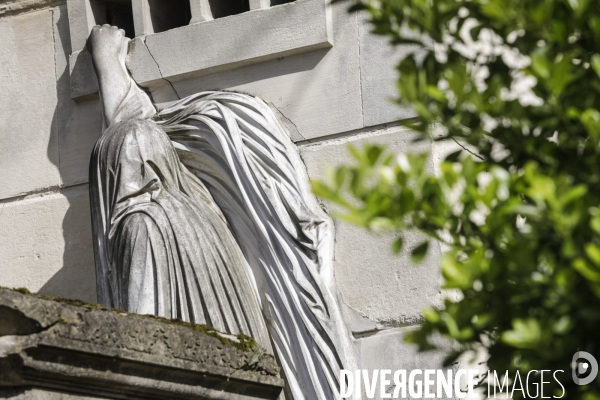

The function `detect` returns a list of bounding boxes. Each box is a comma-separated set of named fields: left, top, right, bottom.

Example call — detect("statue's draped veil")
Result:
left=91, top=85, right=359, bottom=400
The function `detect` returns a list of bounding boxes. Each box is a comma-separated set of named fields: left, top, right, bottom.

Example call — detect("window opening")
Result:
left=89, top=0, right=135, bottom=38
left=209, top=0, right=250, bottom=19
left=271, top=0, right=295, bottom=5
left=147, top=0, right=191, bottom=33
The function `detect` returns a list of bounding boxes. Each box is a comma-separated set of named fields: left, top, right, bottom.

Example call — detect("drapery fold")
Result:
left=90, top=89, right=359, bottom=400
left=156, top=91, right=358, bottom=400
left=90, top=118, right=272, bottom=351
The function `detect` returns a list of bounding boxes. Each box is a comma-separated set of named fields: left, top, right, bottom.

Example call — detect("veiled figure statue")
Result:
left=87, top=25, right=359, bottom=400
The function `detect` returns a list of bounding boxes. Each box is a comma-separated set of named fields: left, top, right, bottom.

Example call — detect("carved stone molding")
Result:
left=66, top=0, right=333, bottom=101
left=0, top=0, right=63, bottom=17
left=0, top=288, right=284, bottom=399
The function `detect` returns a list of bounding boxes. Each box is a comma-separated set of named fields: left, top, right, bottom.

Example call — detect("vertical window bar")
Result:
left=132, top=0, right=153, bottom=36
left=249, top=0, right=270, bottom=9
left=190, top=0, right=213, bottom=23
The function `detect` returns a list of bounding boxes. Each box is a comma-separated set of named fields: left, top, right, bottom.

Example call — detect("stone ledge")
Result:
left=68, top=0, right=333, bottom=101
left=0, top=0, right=63, bottom=17
left=0, top=288, right=284, bottom=400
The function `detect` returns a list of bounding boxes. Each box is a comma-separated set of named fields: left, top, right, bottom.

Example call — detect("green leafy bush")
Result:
left=313, top=0, right=600, bottom=397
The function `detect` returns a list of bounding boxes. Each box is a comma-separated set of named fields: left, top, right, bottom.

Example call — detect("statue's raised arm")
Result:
left=87, top=24, right=359, bottom=400
left=86, top=25, right=155, bottom=125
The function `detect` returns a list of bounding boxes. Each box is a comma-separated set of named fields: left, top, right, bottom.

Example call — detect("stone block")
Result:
left=54, top=4, right=103, bottom=186
left=139, top=0, right=332, bottom=82
left=0, top=288, right=284, bottom=399
left=68, top=50, right=99, bottom=101
left=127, top=37, right=170, bottom=87
left=300, top=126, right=443, bottom=325
left=64, top=0, right=363, bottom=140
left=359, top=16, right=424, bottom=127
left=0, top=9, right=60, bottom=199
left=0, top=185, right=96, bottom=303
left=0, top=389, right=101, bottom=399
left=55, top=97, right=103, bottom=186
left=162, top=0, right=362, bottom=141
left=71, top=0, right=334, bottom=100
left=66, top=0, right=95, bottom=52
left=0, top=1, right=59, bottom=17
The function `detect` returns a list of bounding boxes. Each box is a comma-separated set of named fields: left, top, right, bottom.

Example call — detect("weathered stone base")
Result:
left=0, top=388, right=102, bottom=399
left=0, top=288, right=284, bottom=400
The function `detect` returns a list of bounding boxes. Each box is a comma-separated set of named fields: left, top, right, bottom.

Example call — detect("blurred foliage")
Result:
left=314, top=0, right=600, bottom=397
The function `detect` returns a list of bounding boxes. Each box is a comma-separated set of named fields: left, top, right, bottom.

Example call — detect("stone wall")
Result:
left=0, top=1, right=452, bottom=398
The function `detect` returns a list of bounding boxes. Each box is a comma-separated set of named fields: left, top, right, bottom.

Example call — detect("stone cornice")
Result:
left=68, top=0, right=333, bottom=101
left=0, top=0, right=65, bottom=17
left=0, top=287, right=284, bottom=399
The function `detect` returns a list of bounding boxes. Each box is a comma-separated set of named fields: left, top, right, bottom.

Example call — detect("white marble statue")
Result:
left=87, top=25, right=359, bottom=400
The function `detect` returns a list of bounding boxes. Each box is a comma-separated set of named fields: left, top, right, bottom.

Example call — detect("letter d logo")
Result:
left=572, top=351, right=598, bottom=385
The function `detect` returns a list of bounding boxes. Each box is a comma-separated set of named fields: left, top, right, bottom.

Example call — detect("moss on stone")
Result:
left=2, top=287, right=258, bottom=352
left=146, top=315, right=259, bottom=352
left=9, top=287, right=111, bottom=310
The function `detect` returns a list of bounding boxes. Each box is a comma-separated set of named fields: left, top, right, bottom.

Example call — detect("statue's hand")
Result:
left=86, top=24, right=129, bottom=67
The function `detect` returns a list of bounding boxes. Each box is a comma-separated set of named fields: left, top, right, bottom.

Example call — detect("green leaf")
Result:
left=591, top=54, right=600, bottom=79
left=369, top=217, right=395, bottom=230
left=334, top=167, right=348, bottom=188
left=553, top=315, right=572, bottom=335
left=367, top=146, right=384, bottom=166
left=392, top=236, right=404, bottom=254
left=573, top=258, right=600, bottom=282
left=313, top=0, right=600, bottom=390
left=581, top=109, right=600, bottom=141
left=591, top=214, right=600, bottom=234
left=585, top=243, right=600, bottom=266
left=346, top=3, right=367, bottom=12
left=568, top=0, right=592, bottom=18
left=444, top=150, right=462, bottom=163
left=423, top=308, right=440, bottom=323
left=501, top=318, right=543, bottom=349
left=558, top=185, right=587, bottom=207
left=411, top=241, right=429, bottom=264
left=531, top=52, right=551, bottom=80
left=442, top=255, right=471, bottom=288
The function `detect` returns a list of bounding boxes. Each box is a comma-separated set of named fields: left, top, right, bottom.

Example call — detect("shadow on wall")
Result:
left=37, top=2, right=332, bottom=304
left=39, top=6, right=100, bottom=304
